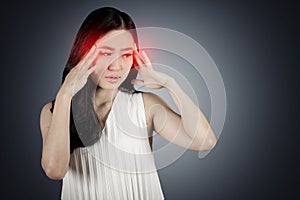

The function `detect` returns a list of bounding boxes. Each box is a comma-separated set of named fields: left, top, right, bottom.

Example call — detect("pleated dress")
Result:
left=61, top=90, right=165, bottom=200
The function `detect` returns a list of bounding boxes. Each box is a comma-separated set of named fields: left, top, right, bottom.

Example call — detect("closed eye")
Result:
left=122, top=53, right=133, bottom=58
left=99, top=52, right=112, bottom=56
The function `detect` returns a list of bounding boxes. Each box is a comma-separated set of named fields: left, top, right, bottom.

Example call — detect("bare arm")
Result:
left=144, top=79, right=216, bottom=151
left=40, top=92, right=72, bottom=180
left=40, top=45, right=101, bottom=180
left=133, top=49, right=217, bottom=151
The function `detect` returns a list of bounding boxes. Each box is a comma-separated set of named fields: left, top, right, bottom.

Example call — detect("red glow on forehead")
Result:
left=94, top=30, right=134, bottom=47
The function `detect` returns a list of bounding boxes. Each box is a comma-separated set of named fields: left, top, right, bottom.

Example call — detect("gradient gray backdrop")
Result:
left=1, top=0, right=299, bottom=199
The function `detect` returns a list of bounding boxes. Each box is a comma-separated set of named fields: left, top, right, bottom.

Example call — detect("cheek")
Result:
left=90, top=64, right=108, bottom=83
left=123, top=57, right=133, bottom=70
left=91, top=57, right=111, bottom=76
left=90, top=71, right=100, bottom=84
left=93, top=56, right=110, bottom=68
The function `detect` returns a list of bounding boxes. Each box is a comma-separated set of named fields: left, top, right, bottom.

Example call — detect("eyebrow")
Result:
left=98, top=46, right=133, bottom=51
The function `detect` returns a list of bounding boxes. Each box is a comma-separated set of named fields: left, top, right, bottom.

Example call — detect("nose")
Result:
left=108, top=55, right=123, bottom=71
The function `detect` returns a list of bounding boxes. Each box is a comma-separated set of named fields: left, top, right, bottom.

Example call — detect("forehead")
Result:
left=95, top=30, right=134, bottom=49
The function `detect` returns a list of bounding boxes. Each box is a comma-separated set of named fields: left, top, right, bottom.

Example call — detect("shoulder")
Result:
left=141, top=92, right=165, bottom=105
left=140, top=92, right=170, bottom=118
left=41, top=102, right=53, bottom=116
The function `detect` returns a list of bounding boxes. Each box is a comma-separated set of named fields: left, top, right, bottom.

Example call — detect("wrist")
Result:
left=56, top=87, right=73, bottom=100
left=162, top=76, right=176, bottom=89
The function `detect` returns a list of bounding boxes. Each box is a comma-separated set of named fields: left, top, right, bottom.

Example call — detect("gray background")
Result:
left=1, top=0, right=299, bottom=199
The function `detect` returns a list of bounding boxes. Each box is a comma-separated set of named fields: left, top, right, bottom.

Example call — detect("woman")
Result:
left=40, top=7, right=217, bottom=200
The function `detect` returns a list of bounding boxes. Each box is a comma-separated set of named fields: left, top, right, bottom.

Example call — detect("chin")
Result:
left=97, top=81, right=122, bottom=90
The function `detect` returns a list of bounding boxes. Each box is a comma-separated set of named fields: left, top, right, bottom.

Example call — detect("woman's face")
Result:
left=90, top=29, right=135, bottom=89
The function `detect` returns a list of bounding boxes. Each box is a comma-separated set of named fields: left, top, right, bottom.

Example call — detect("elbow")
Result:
left=197, top=137, right=217, bottom=151
left=206, top=138, right=217, bottom=151
left=41, top=160, right=67, bottom=180
left=197, top=127, right=217, bottom=151
left=46, top=169, right=66, bottom=180
left=43, top=165, right=67, bottom=180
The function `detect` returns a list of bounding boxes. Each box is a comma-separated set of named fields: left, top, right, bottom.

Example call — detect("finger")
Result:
left=133, top=60, right=140, bottom=70
left=85, top=65, right=97, bottom=76
left=82, top=45, right=102, bottom=70
left=77, top=44, right=97, bottom=67
left=131, top=79, right=144, bottom=86
left=134, top=43, right=138, bottom=51
left=133, top=48, right=145, bottom=67
left=141, top=51, right=151, bottom=65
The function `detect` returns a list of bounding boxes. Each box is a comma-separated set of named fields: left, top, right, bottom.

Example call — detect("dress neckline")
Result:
left=96, top=90, right=121, bottom=132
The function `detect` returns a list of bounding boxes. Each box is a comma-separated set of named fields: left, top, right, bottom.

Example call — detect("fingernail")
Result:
left=134, top=43, right=137, bottom=50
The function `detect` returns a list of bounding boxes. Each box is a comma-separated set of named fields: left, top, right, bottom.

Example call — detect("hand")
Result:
left=131, top=46, right=170, bottom=89
left=58, top=45, right=101, bottom=97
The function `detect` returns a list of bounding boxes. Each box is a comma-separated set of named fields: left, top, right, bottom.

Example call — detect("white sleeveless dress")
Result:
left=61, top=90, right=165, bottom=200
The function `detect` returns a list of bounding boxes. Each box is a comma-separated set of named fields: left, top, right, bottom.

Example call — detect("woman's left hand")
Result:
left=131, top=46, right=170, bottom=89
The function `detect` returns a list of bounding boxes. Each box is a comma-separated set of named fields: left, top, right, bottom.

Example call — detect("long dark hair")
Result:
left=50, top=7, right=139, bottom=153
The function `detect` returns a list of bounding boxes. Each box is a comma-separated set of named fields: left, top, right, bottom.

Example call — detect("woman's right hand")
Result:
left=58, top=45, right=101, bottom=97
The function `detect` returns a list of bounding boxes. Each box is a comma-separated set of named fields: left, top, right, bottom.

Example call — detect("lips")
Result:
left=105, top=75, right=121, bottom=83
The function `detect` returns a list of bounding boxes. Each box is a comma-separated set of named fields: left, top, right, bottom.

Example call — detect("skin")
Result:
left=40, top=29, right=217, bottom=180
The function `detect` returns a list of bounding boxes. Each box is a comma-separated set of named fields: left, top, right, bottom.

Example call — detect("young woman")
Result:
left=40, top=7, right=217, bottom=200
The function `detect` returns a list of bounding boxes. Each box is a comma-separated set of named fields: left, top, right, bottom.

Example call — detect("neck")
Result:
left=94, top=87, right=119, bottom=107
